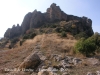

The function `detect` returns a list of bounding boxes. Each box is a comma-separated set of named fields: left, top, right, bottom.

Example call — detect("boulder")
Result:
left=96, top=71, right=100, bottom=75
left=31, top=72, right=38, bottom=75
left=72, top=58, right=82, bottom=65
left=18, top=52, right=41, bottom=71
left=62, top=72, right=70, bottom=75
left=87, top=58, right=100, bottom=66
left=38, top=71, right=53, bottom=75
left=87, top=72, right=96, bottom=75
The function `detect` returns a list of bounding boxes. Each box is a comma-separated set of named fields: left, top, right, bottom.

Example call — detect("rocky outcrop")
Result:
left=10, top=24, right=21, bottom=38
left=18, top=52, right=41, bottom=70
left=21, top=12, right=32, bottom=34
left=46, top=3, right=67, bottom=22
left=4, top=3, right=94, bottom=38
left=4, top=24, right=21, bottom=39
left=60, top=18, right=93, bottom=36
left=30, top=10, right=45, bottom=28
left=4, top=28, right=11, bottom=38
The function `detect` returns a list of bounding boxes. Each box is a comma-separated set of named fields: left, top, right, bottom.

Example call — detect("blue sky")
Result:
left=0, top=0, right=100, bottom=37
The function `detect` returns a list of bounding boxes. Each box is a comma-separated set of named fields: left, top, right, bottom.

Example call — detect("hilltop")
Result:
left=4, top=3, right=93, bottom=39
left=0, top=3, right=100, bottom=75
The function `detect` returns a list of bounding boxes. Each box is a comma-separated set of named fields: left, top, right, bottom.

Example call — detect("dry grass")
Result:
left=33, top=33, right=76, bottom=54
left=24, top=33, right=77, bottom=55
left=0, top=33, right=77, bottom=73
left=0, top=33, right=100, bottom=75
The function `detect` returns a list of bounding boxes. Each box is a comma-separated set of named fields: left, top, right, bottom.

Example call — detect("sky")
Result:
left=0, top=0, right=100, bottom=37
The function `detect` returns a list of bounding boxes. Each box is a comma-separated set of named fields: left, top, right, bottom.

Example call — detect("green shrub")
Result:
left=39, top=29, right=45, bottom=34
left=74, top=37, right=96, bottom=56
left=55, top=27, right=66, bottom=33
left=50, top=24, right=57, bottom=28
left=23, top=33, right=36, bottom=39
left=61, top=31, right=67, bottom=37
left=55, top=27, right=61, bottom=33
left=29, top=33, right=36, bottom=39
left=92, top=32, right=100, bottom=53
left=11, top=38, right=19, bottom=43
left=75, top=32, right=88, bottom=39
left=23, top=34, right=29, bottom=39
left=93, top=32, right=100, bottom=46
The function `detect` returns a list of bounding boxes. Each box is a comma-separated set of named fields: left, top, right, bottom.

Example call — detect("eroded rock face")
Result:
left=60, top=19, right=93, bottom=36
left=4, top=28, right=11, bottom=38
left=30, top=10, right=45, bottom=28
left=4, top=24, right=21, bottom=39
left=18, top=52, right=41, bottom=70
left=4, top=3, right=94, bottom=39
left=21, top=12, right=32, bottom=34
left=46, top=3, right=67, bottom=22
left=10, top=24, right=21, bottom=39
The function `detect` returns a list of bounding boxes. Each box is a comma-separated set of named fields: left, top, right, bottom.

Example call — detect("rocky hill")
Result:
left=0, top=33, right=100, bottom=75
left=1, top=3, right=100, bottom=75
left=4, top=3, right=93, bottom=39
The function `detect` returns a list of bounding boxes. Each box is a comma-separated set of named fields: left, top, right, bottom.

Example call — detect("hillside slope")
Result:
left=0, top=33, right=100, bottom=75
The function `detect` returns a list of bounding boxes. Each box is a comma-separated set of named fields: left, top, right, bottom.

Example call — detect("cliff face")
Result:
left=21, top=12, right=32, bottom=34
left=10, top=24, right=22, bottom=38
left=4, top=3, right=94, bottom=39
left=4, top=28, right=11, bottom=38
left=30, top=10, right=45, bottom=28
left=46, top=3, right=67, bottom=22
left=4, top=24, right=21, bottom=39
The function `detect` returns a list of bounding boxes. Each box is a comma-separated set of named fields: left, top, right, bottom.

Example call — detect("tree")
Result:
left=75, top=37, right=96, bottom=56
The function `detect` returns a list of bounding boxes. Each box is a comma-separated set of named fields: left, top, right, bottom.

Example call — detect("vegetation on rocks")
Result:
left=23, top=33, right=36, bottom=39
left=61, top=31, right=67, bottom=37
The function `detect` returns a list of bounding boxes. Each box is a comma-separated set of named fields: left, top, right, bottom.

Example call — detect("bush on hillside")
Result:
left=61, top=31, right=67, bottom=37
left=93, top=32, right=100, bottom=46
left=50, top=24, right=57, bottom=28
left=74, top=32, right=100, bottom=56
left=29, top=33, right=36, bottom=39
left=55, top=27, right=62, bottom=33
left=75, top=32, right=88, bottom=39
left=11, top=37, right=19, bottom=43
left=23, top=34, right=29, bottom=39
left=92, top=32, right=100, bottom=53
left=74, top=37, right=96, bottom=56
left=23, top=33, right=36, bottom=39
left=55, top=27, right=66, bottom=33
